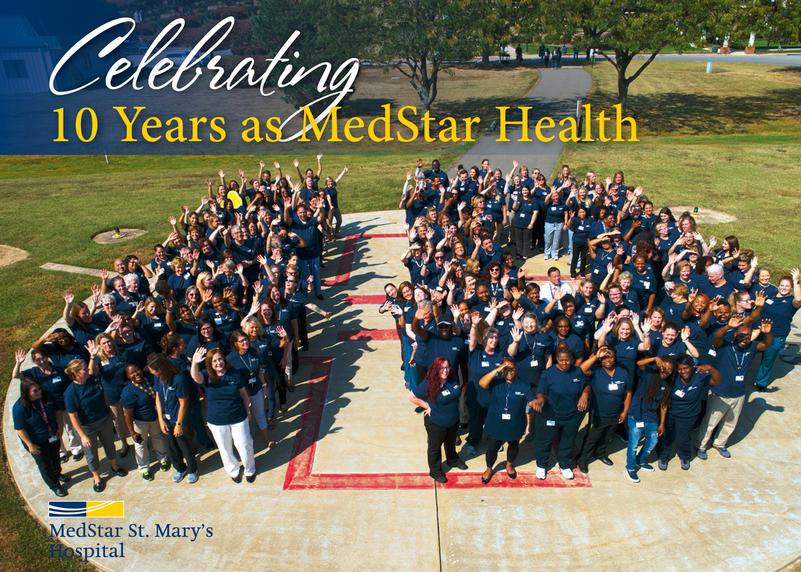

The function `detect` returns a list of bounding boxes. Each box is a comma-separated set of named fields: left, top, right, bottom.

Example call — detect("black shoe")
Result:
left=232, top=467, right=243, bottom=483
left=118, top=444, right=130, bottom=458
left=72, top=452, right=84, bottom=462
left=431, top=473, right=447, bottom=484
left=59, top=451, right=70, bottom=462
left=414, top=406, right=425, bottom=413
left=93, top=479, right=105, bottom=493
left=578, top=463, right=589, bottom=474
left=245, top=473, right=256, bottom=483
left=53, top=486, right=68, bottom=497
left=110, top=466, right=128, bottom=478
left=481, top=470, right=493, bottom=484
left=599, top=457, right=614, bottom=466
left=58, top=474, right=71, bottom=483
left=448, top=459, right=468, bottom=470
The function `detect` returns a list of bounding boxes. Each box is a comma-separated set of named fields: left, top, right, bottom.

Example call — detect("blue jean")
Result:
left=754, top=335, right=785, bottom=388
left=401, top=334, right=419, bottom=389
left=298, top=257, right=322, bottom=297
left=544, top=222, right=563, bottom=259
left=626, top=416, right=659, bottom=470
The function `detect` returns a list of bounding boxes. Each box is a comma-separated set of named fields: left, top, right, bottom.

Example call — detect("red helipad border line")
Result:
left=283, top=357, right=591, bottom=490
left=337, top=329, right=400, bottom=341
left=343, top=295, right=387, bottom=305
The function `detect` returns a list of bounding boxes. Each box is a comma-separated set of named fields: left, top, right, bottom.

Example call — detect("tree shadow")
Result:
left=590, top=85, right=801, bottom=135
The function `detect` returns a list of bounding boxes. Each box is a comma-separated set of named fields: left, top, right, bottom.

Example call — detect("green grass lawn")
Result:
left=560, top=61, right=801, bottom=273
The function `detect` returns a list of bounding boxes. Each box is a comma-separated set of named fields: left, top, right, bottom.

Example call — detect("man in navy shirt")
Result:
left=697, top=317, right=773, bottom=459
left=700, top=263, right=737, bottom=301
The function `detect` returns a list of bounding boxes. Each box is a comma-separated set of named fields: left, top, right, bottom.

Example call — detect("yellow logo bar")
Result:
left=85, top=501, right=125, bottom=518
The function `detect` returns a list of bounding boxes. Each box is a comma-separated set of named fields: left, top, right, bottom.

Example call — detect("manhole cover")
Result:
left=92, top=228, right=148, bottom=244
left=672, top=206, right=736, bottom=225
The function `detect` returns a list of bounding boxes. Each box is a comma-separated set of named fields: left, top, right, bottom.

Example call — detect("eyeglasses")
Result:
left=434, top=256, right=444, bottom=260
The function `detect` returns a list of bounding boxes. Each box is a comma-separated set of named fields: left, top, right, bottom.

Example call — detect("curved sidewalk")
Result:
left=4, top=208, right=801, bottom=571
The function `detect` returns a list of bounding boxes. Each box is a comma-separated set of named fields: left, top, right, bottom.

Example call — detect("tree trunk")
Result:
left=481, top=52, right=490, bottom=64
left=617, top=67, right=629, bottom=112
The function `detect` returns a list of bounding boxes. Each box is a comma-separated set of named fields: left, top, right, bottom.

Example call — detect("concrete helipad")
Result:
left=4, top=209, right=801, bottom=571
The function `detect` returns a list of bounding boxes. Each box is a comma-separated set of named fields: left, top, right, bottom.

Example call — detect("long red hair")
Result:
left=426, top=357, right=450, bottom=401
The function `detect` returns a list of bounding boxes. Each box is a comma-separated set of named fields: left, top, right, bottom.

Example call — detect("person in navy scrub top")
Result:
left=577, top=347, right=632, bottom=473
left=190, top=348, right=257, bottom=483
left=12, top=377, right=68, bottom=496
left=697, top=317, right=773, bottom=460
left=754, top=269, right=801, bottom=390
left=625, top=356, right=674, bottom=483
left=530, top=348, right=590, bottom=481
left=408, top=357, right=468, bottom=483
left=657, top=356, right=720, bottom=471
left=477, top=359, right=534, bottom=484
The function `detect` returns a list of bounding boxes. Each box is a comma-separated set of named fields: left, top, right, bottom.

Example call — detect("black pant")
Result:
left=166, top=429, right=197, bottom=474
left=485, top=438, right=520, bottom=468
left=424, top=417, right=459, bottom=476
left=298, top=307, right=309, bottom=349
left=570, top=242, right=588, bottom=277
left=534, top=411, right=583, bottom=469
left=578, top=414, right=618, bottom=465
left=533, top=212, right=545, bottom=250
left=512, top=226, right=532, bottom=259
left=658, top=414, right=696, bottom=462
left=31, top=440, right=62, bottom=491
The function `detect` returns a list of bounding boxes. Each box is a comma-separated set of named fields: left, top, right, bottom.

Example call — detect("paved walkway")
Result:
left=454, top=68, right=591, bottom=176
left=5, top=208, right=801, bottom=571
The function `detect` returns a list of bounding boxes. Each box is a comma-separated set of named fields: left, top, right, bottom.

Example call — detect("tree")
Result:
left=251, top=0, right=371, bottom=105
left=545, top=0, right=714, bottom=109
left=373, top=0, right=480, bottom=113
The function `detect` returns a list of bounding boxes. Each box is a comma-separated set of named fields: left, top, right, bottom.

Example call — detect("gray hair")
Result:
left=123, top=273, right=140, bottom=287
left=707, top=263, right=724, bottom=277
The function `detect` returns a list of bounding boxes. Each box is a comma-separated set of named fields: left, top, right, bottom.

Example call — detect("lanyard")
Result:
left=33, top=400, right=52, bottom=432
left=504, top=384, right=512, bottom=413
left=239, top=352, right=255, bottom=374
left=732, top=346, right=748, bottom=371
left=523, top=332, right=536, bottom=353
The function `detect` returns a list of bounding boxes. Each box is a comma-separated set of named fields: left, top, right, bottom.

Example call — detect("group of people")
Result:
left=392, top=158, right=800, bottom=484
left=12, top=157, right=344, bottom=496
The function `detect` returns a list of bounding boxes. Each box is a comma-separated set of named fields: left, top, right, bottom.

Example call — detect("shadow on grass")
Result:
left=590, top=84, right=801, bottom=134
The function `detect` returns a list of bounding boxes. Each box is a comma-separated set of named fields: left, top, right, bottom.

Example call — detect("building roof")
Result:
left=0, top=15, right=61, bottom=49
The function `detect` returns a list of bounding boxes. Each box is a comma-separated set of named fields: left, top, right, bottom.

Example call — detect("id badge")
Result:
left=165, top=413, right=171, bottom=421
left=674, top=389, right=685, bottom=398
left=214, top=316, right=223, bottom=325
left=636, top=421, right=645, bottom=429
left=766, top=299, right=774, bottom=305
left=51, top=376, right=62, bottom=384
left=593, top=268, right=599, bottom=274
left=441, top=390, right=451, bottom=397
left=708, top=349, right=717, bottom=357
left=153, top=322, right=164, bottom=329
left=584, top=306, right=593, bottom=314
left=735, top=375, right=745, bottom=382
left=643, top=281, right=651, bottom=289
left=530, top=359, right=539, bottom=368
left=481, top=361, right=490, bottom=367
left=501, top=413, right=511, bottom=421
left=546, top=419, right=556, bottom=427
left=48, top=435, right=58, bottom=444
left=608, top=383, right=618, bottom=391
left=249, top=376, right=258, bottom=385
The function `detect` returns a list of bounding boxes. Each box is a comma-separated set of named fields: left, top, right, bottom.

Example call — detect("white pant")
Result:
left=207, top=418, right=255, bottom=478
left=61, top=410, right=82, bottom=454
left=249, top=389, right=268, bottom=431
left=132, top=419, right=168, bottom=470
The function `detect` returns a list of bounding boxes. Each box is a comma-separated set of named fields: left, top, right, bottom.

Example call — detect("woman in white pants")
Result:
left=190, top=348, right=256, bottom=483
left=120, top=363, right=169, bottom=480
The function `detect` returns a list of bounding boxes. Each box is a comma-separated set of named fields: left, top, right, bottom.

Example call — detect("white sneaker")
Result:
left=561, top=467, right=574, bottom=480
left=535, top=467, right=546, bottom=480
